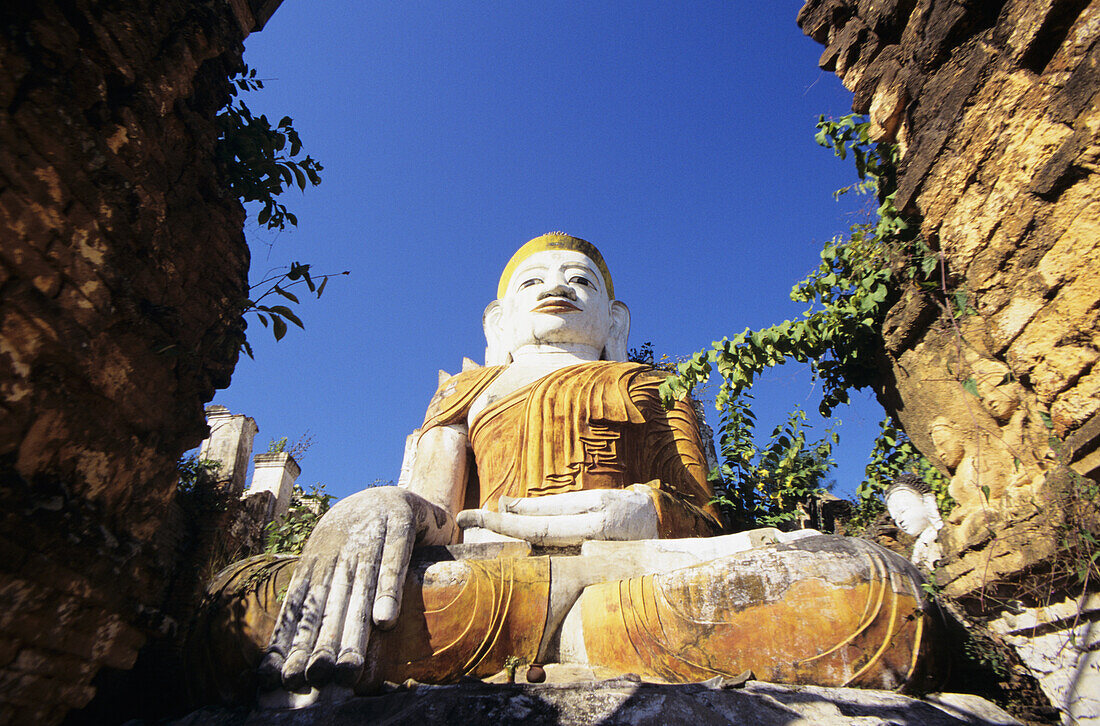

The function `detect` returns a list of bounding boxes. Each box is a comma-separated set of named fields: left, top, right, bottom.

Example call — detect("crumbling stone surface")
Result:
left=798, top=0, right=1100, bottom=602
left=0, top=2, right=272, bottom=723
left=989, top=592, right=1100, bottom=723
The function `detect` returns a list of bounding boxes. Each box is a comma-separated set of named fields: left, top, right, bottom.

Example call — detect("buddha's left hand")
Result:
left=455, top=484, right=659, bottom=545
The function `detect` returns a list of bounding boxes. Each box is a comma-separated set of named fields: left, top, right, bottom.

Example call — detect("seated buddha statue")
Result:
left=191, top=234, right=943, bottom=707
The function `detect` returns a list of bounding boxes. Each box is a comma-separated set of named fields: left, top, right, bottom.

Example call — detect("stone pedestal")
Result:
left=168, top=677, right=1021, bottom=725
left=199, top=406, right=259, bottom=496
left=248, top=453, right=302, bottom=521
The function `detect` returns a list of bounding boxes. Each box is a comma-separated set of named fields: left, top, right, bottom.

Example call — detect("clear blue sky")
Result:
left=212, top=2, right=888, bottom=503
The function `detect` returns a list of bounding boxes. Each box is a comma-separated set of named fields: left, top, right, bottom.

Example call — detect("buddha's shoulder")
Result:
left=423, top=365, right=505, bottom=425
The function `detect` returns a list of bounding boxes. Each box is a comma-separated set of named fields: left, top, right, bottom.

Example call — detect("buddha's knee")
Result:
left=579, top=535, right=943, bottom=690
left=184, top=554, right=299, bottom=705
left=184, top=553, right=553, bottom=701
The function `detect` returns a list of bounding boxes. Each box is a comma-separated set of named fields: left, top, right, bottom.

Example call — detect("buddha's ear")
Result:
left=604, top=300, right=631, bottom=361
left=483, top=300, right=510, bottom=366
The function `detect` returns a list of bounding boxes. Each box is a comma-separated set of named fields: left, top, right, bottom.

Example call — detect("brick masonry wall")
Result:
left=797, top=0, right=1099, bottom=601
left=0, top=1, right=275, bottom=723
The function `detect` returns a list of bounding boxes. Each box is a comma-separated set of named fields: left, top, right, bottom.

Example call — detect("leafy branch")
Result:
left=214, top=65, right=349, bottom=355
left=264, top=483, right=336, bottom=556
left=712, top=394, right=838, bottom=529
left=241, top=261, right=349, bottom=358
left=660, top=115, right=920, bottom=418
left=216, top=66, right=323, bottom=231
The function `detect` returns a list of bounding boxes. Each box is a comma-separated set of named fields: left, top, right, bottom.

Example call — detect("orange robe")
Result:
left=421, top=361, right=722, bottom=538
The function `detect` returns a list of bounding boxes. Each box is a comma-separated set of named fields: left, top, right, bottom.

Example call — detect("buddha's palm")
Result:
left=258, top=487, right=453, bottom=691
left=455, top=485, right=659, bottom=545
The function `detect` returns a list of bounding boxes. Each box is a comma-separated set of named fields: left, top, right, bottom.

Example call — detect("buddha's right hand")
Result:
left=258, top=486, right=454, bottom=692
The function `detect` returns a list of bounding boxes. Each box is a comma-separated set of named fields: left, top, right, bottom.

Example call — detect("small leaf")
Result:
left=981, top=485, right=991, bottom=502
left=272, top=316, right=287, bottom=341
left=961, top=377, right=980, bottom=397
left=274, top=286, right=299, bottom=304
left=268, top=305, right=303, bottom=328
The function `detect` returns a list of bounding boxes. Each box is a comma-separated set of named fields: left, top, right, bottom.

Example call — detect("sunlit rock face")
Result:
left=798, top=0, right=1100, bottom=602
left=168, top=676, right=1024, bottom=726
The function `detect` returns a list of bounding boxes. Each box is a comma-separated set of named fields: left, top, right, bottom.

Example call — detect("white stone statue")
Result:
left=257, top=237, right=677, bottom=700
left=199, top=234, right=941, bottom=708
left=885, top=473, right=944, bottom=570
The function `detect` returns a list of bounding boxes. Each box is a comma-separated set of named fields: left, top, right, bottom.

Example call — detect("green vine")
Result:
left=712, top=395, right=838, bottom=529
left=862, top=418, right=953, bottom=514
left=662, top=114, right=948, bottom=525
left=660, top=115, right=916, bottom=416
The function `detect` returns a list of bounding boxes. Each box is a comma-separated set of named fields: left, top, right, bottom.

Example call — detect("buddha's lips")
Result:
left=533, top=299, right=581, bottom=313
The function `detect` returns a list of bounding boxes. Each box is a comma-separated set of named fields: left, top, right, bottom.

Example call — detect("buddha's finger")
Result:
left=282, top=558, right=337, bottom=691
left=499, top=489, right=612, bottom=516
left=455, top=508, right=485, bottom=529
left=373, top=518, right=417, bottom=629
left=335, top=550, right=380, bottom=687
left=258, top=558, right=315, bottom=688
left=306, top=554, right=355, bottom=685
left=467, top=510, right=607, bottom=545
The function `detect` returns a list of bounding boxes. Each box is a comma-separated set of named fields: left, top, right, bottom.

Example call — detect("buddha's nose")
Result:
left=538, top=284, right=577, bottom=301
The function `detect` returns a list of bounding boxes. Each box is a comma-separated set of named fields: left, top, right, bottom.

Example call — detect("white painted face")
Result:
left=498, top=249, right=613, bottom=354
left=886, top=488, right=932, bottom=536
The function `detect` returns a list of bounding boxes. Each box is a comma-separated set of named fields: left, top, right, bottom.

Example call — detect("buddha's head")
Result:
left=484, top=233, right=630, bottom=365
left=885, top=474, right=943, bottom=537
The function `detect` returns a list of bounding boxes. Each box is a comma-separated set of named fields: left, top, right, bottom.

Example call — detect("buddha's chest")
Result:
left=468, top=363, right=566, bottom=425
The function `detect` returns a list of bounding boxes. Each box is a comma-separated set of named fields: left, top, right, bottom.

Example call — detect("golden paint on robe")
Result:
left=184, top=555, right=300, bottom=704
left=422, top=361, right=722, bottom=537
left=190, top=554, right=550, bottom=696
left=363, top=555, right=550, bottom=687
left=579, top=537, right=941, bottom=691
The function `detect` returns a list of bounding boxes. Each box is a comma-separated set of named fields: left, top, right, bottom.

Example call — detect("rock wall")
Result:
left=797, top=0, right=1099, bottom=603
left=0, top=1, right=279, bottom=723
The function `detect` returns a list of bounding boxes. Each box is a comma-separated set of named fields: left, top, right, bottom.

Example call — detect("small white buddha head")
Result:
left=885, top=473, right=943, bottom=537
left=484, top=233, right=630, bottom=365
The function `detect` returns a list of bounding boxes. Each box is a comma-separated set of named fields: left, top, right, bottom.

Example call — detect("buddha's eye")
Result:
left=518, top=277, right=542, bottom=290
left=569, top=276, right=592, bottom=288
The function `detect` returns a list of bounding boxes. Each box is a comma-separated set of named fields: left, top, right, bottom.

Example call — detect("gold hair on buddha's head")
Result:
left=498, top=233, right=614, bottom=300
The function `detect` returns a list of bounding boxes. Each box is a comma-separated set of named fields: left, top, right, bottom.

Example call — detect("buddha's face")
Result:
left=886, top=488, right=931, bottom=536
left=498, top=249, right=613, bottom=354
